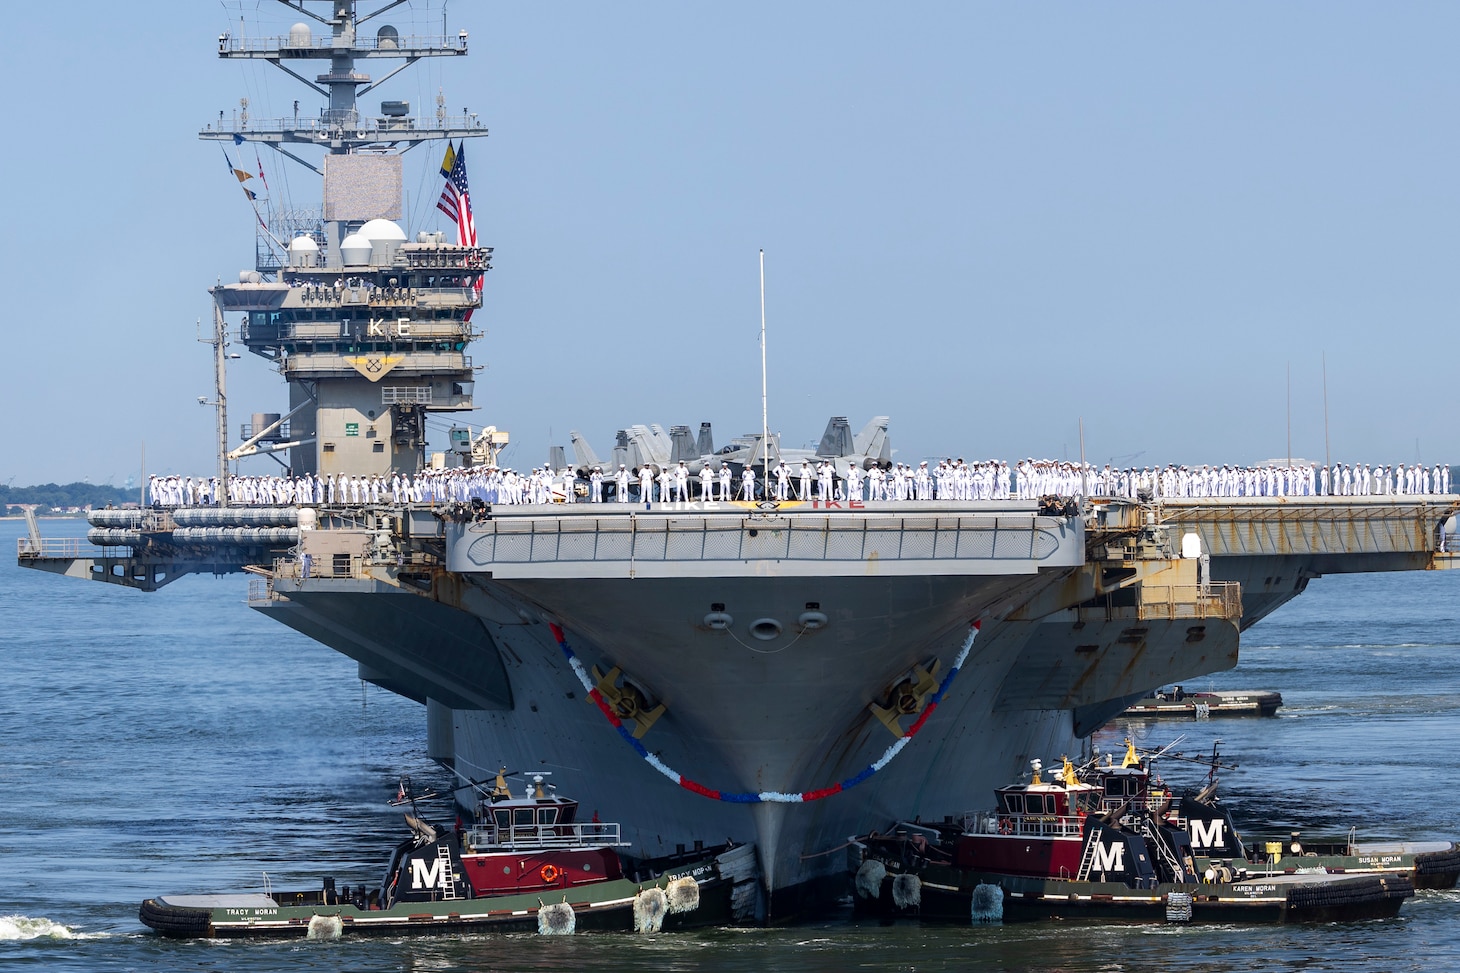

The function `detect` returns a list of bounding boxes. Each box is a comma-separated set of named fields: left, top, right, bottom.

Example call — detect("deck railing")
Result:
left=17, top=537, right=88, bottom=559
left=1138, top=582, right=1242, bottom=620
left=463, top=821, right=625, bottom=852
left=963, top=811, right=1085, bottom=840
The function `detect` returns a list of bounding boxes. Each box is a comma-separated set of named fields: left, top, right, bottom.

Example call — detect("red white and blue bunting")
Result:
left=547, top=619, right=982, bottom=804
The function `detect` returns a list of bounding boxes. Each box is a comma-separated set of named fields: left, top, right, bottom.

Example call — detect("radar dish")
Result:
left=377, top=25, right=399, bottom=50
left=288, top=23, right=312, bottom=48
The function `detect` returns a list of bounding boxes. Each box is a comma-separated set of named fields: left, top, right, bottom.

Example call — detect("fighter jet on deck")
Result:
left=566, top=416, right=891, bottom=480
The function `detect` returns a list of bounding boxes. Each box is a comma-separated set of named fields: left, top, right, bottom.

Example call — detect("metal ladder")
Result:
left=1075, top=832, right=1099, bottom=881
left=1137, top=817, right=1189, bottom=882
left=436, top=845, right=459, bottom=900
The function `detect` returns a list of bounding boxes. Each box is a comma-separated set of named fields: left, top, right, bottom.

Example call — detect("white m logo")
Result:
left=1188, top=818, right=1226, bottom=850
left=1089, top=841, right=1126, bottom=874
left=410, top=857, right=448, bottom=890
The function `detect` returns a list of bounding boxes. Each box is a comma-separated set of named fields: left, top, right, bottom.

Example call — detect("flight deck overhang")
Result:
left=444, top=502, right=1085, bottom=580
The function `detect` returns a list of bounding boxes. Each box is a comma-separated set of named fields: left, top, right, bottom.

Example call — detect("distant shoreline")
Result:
left=0, top=515, right=86, bottom=521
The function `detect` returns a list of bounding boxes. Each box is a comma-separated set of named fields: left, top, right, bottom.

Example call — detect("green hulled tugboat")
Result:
left=1156, top=743, right=1460, bottom=890
left=141, top=772, right=751, bottom=938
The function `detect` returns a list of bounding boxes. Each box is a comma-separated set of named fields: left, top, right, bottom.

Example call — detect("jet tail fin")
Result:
left=570, top=430, right=602, bottom=469
left=816, top=416, right=854, bottom=457
left=854, top=416, right=890, bottom=458
left=695, top=422, right=714, bottom=457
left=669, top=425, right=697, bottom=463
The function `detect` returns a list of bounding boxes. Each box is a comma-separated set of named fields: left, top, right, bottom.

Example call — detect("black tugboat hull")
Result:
left=1224, top=840, right=1460, bottom=891
left=858, top=866, right=1413, bottom=925
left=140, top=850, right=741, bottom=939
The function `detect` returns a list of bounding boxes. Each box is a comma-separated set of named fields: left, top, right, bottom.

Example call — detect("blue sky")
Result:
left=3, top=1, right=1457, bottom=485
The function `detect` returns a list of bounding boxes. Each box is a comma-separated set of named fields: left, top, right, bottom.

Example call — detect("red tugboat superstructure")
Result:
left=953, top=745, right=1174, bottom=880
left=456, top=770, right=627, bottom=895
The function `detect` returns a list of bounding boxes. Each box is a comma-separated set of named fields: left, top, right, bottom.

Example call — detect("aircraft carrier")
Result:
left=18, top=0, right=1460, bottom=920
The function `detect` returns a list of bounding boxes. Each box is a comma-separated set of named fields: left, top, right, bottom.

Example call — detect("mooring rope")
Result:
left=547, top=619, right=981, bottom=804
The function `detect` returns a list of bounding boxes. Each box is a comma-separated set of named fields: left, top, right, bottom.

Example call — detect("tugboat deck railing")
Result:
left=462, top=822, right=627, bottom=852
left=965, top=812, right=1085, bottom=839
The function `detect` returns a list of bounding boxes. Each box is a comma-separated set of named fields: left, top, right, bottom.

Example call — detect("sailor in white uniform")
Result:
left=674, top=461, right=690, bottom=502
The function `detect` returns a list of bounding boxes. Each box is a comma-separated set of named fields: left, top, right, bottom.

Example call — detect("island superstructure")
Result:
left=17, top=0, right=1460, bottom=921
left=201, top=1, right=488, bottom=480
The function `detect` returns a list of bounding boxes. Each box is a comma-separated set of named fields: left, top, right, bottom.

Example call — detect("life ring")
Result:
left=540, top=864, right=561, bottom=883
left=998, top=819, right=1012, bottom=835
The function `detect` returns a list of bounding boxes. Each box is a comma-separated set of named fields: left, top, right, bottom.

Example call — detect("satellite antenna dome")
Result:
left=360, top=219, right=407, bottom=264
left=287, top=23, right=311, bottom=47
left=377, top=25, right=400, bottom=50
left=359, top=219, right=408, bottom=243
left=288, top=235, right=319, bottom=267
left=339, top=233, right=372, bottom=267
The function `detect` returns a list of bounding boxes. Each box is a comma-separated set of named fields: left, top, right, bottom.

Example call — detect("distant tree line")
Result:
left=1, top=482, right=140, bottom=512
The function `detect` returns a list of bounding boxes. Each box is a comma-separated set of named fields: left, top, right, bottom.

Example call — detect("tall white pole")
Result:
left=214, top=303, right=230, bottom=508
left=1322, top=352, right=1331, bottom=473
left=760, top=249, right=768, bottom=485
left=1078, top=417, right=1087, bottom=498
left=1286, top=360, right=1291, bottom=467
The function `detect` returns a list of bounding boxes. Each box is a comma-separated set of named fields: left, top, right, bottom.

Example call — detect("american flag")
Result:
left=437, top=141, right=476, bottom=247
left=437, top=141, right=481, bottom=318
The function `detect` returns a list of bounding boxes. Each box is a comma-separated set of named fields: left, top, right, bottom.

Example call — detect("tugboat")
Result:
left=1156, top=744, right=1460, bottom=890
left=854, top=742, right=1413, bottom=924
left=140, top=772, right=753, bottom=938
left=1121, top=686, right=1283, bottom=718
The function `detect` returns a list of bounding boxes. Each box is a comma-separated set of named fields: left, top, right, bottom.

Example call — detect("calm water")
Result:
left=2, top=517, right=1458, bottom=972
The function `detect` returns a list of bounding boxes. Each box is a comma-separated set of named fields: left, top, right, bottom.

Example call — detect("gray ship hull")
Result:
left=259, top=499, right=1243, bottom=916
